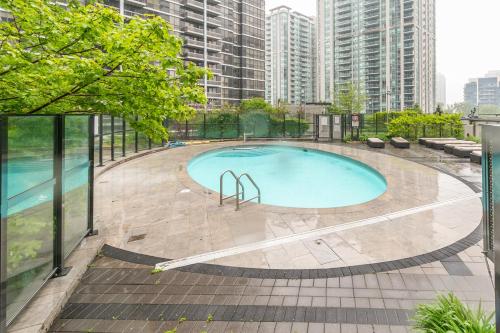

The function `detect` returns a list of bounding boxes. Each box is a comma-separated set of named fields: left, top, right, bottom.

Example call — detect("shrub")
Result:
left=413, top=294, right=495, bottom=333
left=387, top=113, right=463, bottom=140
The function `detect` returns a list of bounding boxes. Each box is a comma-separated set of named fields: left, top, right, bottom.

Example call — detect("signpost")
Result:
left=351, top=113, right=360, bottom=141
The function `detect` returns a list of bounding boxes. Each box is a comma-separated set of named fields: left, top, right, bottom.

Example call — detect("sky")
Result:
left=265, top=0, right=500, bottom=105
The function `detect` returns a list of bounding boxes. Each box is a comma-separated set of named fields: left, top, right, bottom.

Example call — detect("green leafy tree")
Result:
left=0, top=0, right=209, bottom=141
left=240, top=97, right=273, bottom=113
left=329, top=83, right=366, bottom=114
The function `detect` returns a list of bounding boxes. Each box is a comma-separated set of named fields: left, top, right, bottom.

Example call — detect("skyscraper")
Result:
left=436, top=73, right=446, bottom=107
left=316, top=0, right=436, bottom=113
left=464, top=72, right=500, bottom=107
left=101, top=0, right=266, bottom=107
left=265, top=6, right=316, bottom=105
left=464, top=80, right=478, bottom=106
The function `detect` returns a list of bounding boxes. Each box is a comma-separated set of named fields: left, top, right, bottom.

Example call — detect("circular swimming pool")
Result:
left=188, top=145, right=387, bottom=209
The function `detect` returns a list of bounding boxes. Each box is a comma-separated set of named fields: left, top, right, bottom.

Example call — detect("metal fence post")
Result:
left=87, top=116, right=97, bottom=237
left=110, top=116, right=115, bottom=161
left=203, top=113, right=207, bottom=139
left=53, top=116, right=69, bottom=277
left=0, top=116, right=8, bottom=333
left=185, top=120, right=188, bottom=139
left=122, top=119, right=126, bottom=157
left=98, top=115, right=103, bottom=166
left=298, top=113, right=302, bottom=139
left=282, top=113, right=286, bottom=137
left=134, top=116, right=138, bottom=153
left=236, top=114, right=240, bottom=138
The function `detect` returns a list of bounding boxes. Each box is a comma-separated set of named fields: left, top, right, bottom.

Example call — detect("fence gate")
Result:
left=314, top=114, right=332, bottom=141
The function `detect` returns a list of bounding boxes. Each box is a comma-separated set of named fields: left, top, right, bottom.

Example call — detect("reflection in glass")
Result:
left=6, top=117, right=55, bottom=322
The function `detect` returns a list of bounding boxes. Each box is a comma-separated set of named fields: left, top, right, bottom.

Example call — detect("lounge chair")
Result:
left=452, top=145, right=483, bottom=158
left=426, top=140, right=469, bottom=150
left=390, top=137, right=410, bottom=149
left=418, top=137, right=455, bottom=145
left=443, top=142, right=479, bottom=154
left=470, top=151, right=482, bottom=164
left=367, top=138, right=385, bottom=148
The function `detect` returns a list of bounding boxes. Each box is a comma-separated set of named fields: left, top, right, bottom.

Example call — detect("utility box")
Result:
left=481, top=124, right=500, bottom=261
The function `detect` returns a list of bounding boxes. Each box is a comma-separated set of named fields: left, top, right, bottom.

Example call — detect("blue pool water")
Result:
left=188, top=145, right=387, bottom=208
left=7, top=157, right=89, bottom=215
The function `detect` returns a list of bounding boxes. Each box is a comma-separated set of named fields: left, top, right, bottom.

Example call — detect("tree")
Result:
left=328, top=83, right=365, bottom=114
left=240, top=97, right=273, bottom=113
left=0, top=0, right=209, bottom=141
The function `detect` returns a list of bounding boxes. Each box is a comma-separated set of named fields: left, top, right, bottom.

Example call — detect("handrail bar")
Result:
left=219, top=170, right=244, bottom=205
left=236, top=173, right=261, bottom=210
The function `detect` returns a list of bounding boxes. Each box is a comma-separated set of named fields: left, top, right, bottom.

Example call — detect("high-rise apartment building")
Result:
left=464, top=80, right=478, bottom=106
left=265, top=6, right=316, bottom=105
left=464, top=72, right=500, bottom=107
left=316, top=0, right=436, bottom=113
left=436, top=72, right=446, bottom=107
left=99, top=0, right=266, bottom=106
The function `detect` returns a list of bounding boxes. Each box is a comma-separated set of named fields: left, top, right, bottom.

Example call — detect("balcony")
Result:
left=181, top=24, right=222, bottom=40
left=184, top=37, right=222, bottom=52
left=183, top=11, right=221, bottom=28
left=185, top=51, right=221, bottom=63
left=182, top=0, right=220, bottom=17
left=125, top=0, right=147, bottom=7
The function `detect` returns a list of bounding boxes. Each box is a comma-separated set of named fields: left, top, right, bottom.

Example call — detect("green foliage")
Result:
left=328, top=83, right=366, bottom=114
left=465, top=135, right=481, bottom=143
left=387, top=112, right=463, bottom=141
left=240, top=98, right=273, bottom=113
left=413, top=293, right=495, bottom=333
left=0, top=0, right=209, bottom=141
left=150, top=268, right=163, bottom=274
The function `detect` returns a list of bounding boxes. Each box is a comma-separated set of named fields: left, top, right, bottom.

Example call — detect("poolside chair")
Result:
left=470, top=151, right=482, bottom=164
left=418, top=137, right=455, bottom=145
left=452, top=145, right=483, bottom=158
left=443, top=142, right=479, bottom=154
left=390, top=137, right=410, bottom=149
left=426, top=140, right=469, bottom=150
left=367, top=138, right=385, bottom=148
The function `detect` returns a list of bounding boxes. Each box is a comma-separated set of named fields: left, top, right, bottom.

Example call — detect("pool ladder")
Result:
left=219, top=170, right=261, bottom=211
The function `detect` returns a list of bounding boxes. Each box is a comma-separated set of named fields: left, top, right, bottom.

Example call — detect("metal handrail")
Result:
left=236, top=173, right=261, bottom=210
left=219, top=170, right=244, bottom=206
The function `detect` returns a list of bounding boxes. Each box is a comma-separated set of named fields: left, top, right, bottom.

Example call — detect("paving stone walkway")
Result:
left=50, top=245, right=494, bottom=333
left=49, top=143, right=494, bottom=332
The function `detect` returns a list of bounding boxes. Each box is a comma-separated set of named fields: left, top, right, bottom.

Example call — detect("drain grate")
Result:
left=128, top=234, right=146, bottom=243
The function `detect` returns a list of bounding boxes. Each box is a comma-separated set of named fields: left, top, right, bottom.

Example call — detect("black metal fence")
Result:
left=0, top=115, right=95, bottom=330
left=93, top=112, right=316, bottom=167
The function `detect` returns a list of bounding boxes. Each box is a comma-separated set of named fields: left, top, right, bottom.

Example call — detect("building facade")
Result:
left=265, top=6, right=316, bottom=105
left=464, top=80, right=478, bottom=106
left=464, top=73, right=500, bottom=107
left=99, top=0, right=265, bottom=107
left=316, top=0, right=436, bottom=113
left=436, top=72, right=446, bottom=107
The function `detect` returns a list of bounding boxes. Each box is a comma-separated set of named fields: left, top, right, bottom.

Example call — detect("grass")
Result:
left=413, top=293, right=495, bottom=333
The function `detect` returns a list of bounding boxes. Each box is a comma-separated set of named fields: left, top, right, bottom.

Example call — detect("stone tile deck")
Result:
left=48, top=142, right=494, bottom=332
left=94, top=142, right=482, bottom=270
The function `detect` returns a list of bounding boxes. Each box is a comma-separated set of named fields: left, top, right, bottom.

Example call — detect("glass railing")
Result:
left=0, top=115, right=94, bottom=328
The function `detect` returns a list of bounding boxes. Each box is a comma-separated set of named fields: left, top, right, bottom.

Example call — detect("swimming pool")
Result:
left=188, top=145, right=387, bottom=208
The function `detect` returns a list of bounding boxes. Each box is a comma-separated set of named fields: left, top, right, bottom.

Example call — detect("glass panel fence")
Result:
left=63, top=116, right=90, bottom=256
left=4, top=116, right=55, bottom=323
